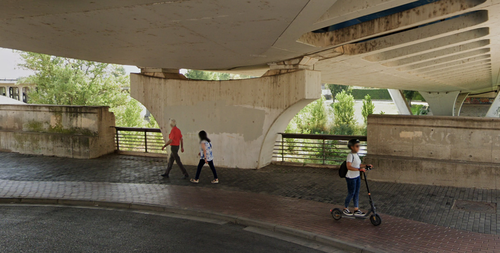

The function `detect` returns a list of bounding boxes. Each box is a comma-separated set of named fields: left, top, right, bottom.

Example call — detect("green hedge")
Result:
left=349, top=89, right=425, bottom=101
left=351, top=89, right=391, bottom=100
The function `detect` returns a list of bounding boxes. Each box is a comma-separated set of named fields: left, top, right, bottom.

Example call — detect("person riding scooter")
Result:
left=343, top=139, right=372, bottom=217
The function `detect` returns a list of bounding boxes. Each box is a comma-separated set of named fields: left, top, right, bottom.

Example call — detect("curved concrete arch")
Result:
left=257, top=99, right=317, bottom=168
left=131, top=70, right=321, bottom=169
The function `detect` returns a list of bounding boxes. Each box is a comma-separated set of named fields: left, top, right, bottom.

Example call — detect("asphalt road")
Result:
left=0, top=205, right=329, bottom=253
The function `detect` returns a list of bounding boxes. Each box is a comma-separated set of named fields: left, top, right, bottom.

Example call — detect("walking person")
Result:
left=190, top=131, right=219, bottom=184
left=161, top=119, right=189, bottom=179
left=343, top=139, right=372, bottom=217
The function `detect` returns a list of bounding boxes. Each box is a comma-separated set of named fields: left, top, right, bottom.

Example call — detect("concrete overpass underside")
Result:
left=1, top=0, right=500, bottom=93
left=3, top=0, right=500, bottom=169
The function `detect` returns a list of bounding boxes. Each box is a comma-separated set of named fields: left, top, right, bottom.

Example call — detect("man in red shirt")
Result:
left=161, top=119, right=189, bottom=178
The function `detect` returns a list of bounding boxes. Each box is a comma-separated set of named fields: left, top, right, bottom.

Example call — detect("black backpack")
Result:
left=339, top=154, right=355, bottom=178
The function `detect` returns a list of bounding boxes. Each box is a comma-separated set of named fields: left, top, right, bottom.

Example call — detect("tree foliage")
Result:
left=361, top=94, right=375, bottom=125
left=287, top=96, right=328, bottom=134
left=17, top=52, right=156, bottom=128
left=333, top=90, right=356, bottom=135
left=327, top=84, right=351, bottom=101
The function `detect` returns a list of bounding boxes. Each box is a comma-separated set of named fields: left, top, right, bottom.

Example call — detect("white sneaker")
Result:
left=343, top=209, right=353, bottom=216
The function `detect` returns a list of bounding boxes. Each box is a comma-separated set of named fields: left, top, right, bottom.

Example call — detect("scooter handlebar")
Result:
left=365, top=165, right=373, bottom=171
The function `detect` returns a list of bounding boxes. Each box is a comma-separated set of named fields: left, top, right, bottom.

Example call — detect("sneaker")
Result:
left=354, top=210, right=365, bottom=217
left=343, top=209, right=353, bottom=216
left=161, top=174, right=169, bottom=178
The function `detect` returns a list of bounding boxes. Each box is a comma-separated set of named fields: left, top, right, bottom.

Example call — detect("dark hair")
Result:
left=347, top=139, right=360, bottom=150
left=198, top=130, right=211, bottom=143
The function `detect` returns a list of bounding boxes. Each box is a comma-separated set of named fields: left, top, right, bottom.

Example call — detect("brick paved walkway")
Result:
left=1, top=152, right=499, bottom=236
left=0, top=179, right=499, bottom=253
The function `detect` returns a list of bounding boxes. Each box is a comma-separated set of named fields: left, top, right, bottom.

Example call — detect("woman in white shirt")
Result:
left=190, top=131, right=219, bottom=184
left=343, top=139, right=372, bottom=217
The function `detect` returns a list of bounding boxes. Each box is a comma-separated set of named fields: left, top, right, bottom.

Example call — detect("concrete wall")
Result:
left=364, top=115, right=500, bottom=189
left=0, top=105, right=115, bottom=158
left=460, top=104, right=490, bottom=117
left=131, top=70, right=321, bottom=169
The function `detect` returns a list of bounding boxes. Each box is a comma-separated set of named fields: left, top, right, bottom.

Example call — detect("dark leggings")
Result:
left=195, top=159, right=218, bottom=180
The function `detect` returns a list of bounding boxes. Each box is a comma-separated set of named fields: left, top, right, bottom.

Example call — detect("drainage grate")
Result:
left=452, top=200, right=497, bottom=214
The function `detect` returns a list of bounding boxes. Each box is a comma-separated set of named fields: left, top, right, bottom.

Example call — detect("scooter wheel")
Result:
left=370, top=214, right=382, bottom=226
left=331, top=208, right=342, bottom=220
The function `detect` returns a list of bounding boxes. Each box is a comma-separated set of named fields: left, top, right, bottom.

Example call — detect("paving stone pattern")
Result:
left=1, top=180, right=499, bottom=253
left=1, top=152, right=499, bottom=235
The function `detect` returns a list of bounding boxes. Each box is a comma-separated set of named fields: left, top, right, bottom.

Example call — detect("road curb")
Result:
left=0, top=197, right=384, bottom=253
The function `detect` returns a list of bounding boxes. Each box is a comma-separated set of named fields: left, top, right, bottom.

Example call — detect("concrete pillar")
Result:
left=486, top=91, right=500, bottom=118
left=454, top=92, right=469, bottom=116
left=388, top=89, right=411, bottom=115
left=419, top=91, right=460, bottom=116
left=131, top=70, right=321, bottom=169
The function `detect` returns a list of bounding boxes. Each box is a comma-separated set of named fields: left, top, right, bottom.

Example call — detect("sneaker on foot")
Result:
left=354, top=210, right=365, bottom=217
left=343, top=209, right=353, bottom=216
left=161, top=174, right=169, bottom=178
left=190, top=178, right=199, bottom=184
left=182, top=175, right=189, bottom=179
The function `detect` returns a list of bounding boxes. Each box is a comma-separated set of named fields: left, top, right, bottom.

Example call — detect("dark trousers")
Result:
left=165, top=146, right=188, bottom=176
left=195, top=159, right=218, bottom=180
left=344, top=176, right=361, bottom=208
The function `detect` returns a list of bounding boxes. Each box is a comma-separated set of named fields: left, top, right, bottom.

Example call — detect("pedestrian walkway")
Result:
left=0, top=179, right=498, bottom=253
left=1, top=152, right=499, bottom=236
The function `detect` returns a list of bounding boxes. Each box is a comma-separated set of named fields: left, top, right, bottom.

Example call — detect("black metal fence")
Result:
left=114, top=127, right=367, bottom=164
left=273, top=133, right=367, bottom=166
left=115, top=127, right=165, bottom=154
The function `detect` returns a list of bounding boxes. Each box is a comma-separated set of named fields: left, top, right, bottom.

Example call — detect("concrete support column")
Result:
left=454, top=92, right=469, bottom=116
left=388, top=89, right=411, bottom=115
left=131, top=70, right=321, bottom=169
left=486, top=91, right=500, bottom=118
left=419, top=91, right=460, bottom=116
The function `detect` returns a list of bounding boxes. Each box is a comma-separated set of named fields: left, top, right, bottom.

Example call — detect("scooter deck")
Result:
left=340, top=214, right=369, bottom=220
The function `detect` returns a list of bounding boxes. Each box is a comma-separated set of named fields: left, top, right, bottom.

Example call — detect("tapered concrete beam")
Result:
left=486, top=90, right=500, bottom=118
left=131, top=70, right=321, bottom=169
left=388, top=89, right=412, bottom=115
left=454, top=93, right=469, bottom=116
left=420, top=91, right=460, bottom=116
left=298, top=0, right=485, bottom=48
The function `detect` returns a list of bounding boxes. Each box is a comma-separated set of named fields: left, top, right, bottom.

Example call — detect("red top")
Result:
left=169, top=126, right=183, bottom=146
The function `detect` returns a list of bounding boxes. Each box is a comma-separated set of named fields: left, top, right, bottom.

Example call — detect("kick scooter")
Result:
left=330, top=166, right=382, bottom=226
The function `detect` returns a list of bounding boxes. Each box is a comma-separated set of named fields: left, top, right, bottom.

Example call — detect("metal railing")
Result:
left=115, top=127, right=165, bottom=154
left=273, top=133, right=367, bottom=166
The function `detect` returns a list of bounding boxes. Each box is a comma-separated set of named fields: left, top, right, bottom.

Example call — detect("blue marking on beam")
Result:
left=313, top=0, right=442, bottom=33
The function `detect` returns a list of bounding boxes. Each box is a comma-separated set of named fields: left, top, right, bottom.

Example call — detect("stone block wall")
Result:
left=0, top=105, right=115, bottom=158
left=364, top=115, right=500, bottom=189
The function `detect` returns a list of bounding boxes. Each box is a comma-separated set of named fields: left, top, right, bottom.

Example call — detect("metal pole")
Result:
left=115, top=128, right=120, bottom=151
left=281, top=135, right=284, bottom=162
left=322, top=139, right=326, bottom=165
left=144, top=131, right=148, bottom=153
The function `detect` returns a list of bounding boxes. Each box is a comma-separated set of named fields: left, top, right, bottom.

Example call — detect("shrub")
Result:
left=333, top=91, right=356, bottom=135
left=361, top=94, right=375, bottom=125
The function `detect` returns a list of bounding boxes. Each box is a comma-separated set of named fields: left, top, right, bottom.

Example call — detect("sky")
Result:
left=0, top=47, right=140, bottom=80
